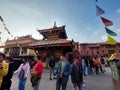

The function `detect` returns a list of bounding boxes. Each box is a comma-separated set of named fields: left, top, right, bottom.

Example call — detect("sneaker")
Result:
left=84, top=74, right=87, bottom=76
left=53, top=76, right=56, bottom=79
left=53, top=77, right=56, bottom=79
left=83, top=83, right=85, bottom=88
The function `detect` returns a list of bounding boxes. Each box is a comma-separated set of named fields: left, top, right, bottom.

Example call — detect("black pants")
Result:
left=99, top=65, right=104, bottom=73
left=1, top=80, right=12, bottom=90
left=95, top=65, right=99, bottom=74
left=50, top=67, right=54, bottom=79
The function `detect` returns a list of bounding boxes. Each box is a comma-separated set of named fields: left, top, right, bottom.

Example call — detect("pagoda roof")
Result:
left=37, top=25, right=67, bottom=39
left=28, top=39, right=72, bottom=48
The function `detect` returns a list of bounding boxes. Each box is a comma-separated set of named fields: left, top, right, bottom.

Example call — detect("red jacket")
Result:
left=93, top=59, right=99, bottom=65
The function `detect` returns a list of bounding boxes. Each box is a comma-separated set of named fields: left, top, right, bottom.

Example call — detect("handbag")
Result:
left=30, top=71, right=40, bottom=87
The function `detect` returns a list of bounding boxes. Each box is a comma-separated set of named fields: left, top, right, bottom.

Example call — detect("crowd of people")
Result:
left=81, top=55, right=107, bottom=76
left=0, top=51, right=110, bottom=90
left=49, top=54, right=108, bottom=90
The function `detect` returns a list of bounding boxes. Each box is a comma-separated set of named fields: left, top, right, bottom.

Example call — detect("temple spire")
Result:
left=53, top=21, right=57, bottom=28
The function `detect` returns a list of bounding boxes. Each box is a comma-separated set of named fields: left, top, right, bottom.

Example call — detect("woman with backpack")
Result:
left=14, top=59, right=30, bottom=90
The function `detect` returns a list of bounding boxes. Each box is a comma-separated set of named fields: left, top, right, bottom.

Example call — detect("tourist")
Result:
left=0, top=52, right=8, bottom=90
left=89, top=56, right=94, bottom=74
left=54, top=53, right=71, bottom=90
left=86, top=56, right=91, bottom=75
left=116, top=60, right=120, bottom=75
left=100, top=56, right=105, bottom=72
left=84, top=56, right=88, bottom=76
left=30, top=56, right=43, bottom=90
left=49, top=56, right=55, bottom=80
left=81, top=56, right=86, bottom=88
left=14, top=59, right=30, bottom=90
left=93, top=57, right=99, bottom=74
left=1, top=57, right=14, bottom=90
left=71, top=57, right=83, bottom=90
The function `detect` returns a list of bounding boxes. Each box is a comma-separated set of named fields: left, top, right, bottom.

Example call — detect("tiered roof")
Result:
left=29, top=39, right=72, bottom=47
left=37, top=25, right=67, bottom=40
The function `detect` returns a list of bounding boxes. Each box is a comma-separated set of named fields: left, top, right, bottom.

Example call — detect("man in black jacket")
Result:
left=71, top=57, right=83, bottom=90
left=1, top=57, right=14, bottom=90
left=49, top=56, right=55, bottom=80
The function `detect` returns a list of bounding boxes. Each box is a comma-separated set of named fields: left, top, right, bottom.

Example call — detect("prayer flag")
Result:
left=4, top=27, right=11, bottom=34
left=96, top=5, right=105, bottom=16
left=3, top=23, right=6, bottom=26
left=105, top=27, right=117, bottom=36
left=108, top=53, right=117, bottom=61
left=101, top=17, right=113, bottom=26
left=0, top=16, right=4, bottom=22
left=106, top=36, right=116, bottom=45
left=8, top=31, right=11, bottom=34
left=4, top=27, right=8, bottom=31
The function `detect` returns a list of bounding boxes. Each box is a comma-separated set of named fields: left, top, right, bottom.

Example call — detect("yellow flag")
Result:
left=106, top=36, right=116, bottom=45
left=108, top=53, right=116, bottom=61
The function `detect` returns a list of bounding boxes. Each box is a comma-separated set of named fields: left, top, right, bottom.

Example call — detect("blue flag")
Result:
left=96, top=5, right=105, bottom=16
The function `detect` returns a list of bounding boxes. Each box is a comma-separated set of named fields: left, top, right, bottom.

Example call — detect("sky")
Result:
left=0, top=0, right=120, bottom=45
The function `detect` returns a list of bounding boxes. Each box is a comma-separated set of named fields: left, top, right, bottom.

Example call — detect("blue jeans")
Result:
left=73, top=83, right=83, bottom=90
left=56, top=78, right=68, bottom=90
left=83, top=66, right=87, bottom=75
left=33, top=79, right=41, bottom=90
left=78, top=83, right=83, bottom=90
left=87, top=64, right=91, bottom=75
left=18, top=77, right=26, bottom=90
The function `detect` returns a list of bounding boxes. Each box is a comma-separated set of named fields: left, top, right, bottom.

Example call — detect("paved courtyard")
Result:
left=11, top=68, right=114, bottom=90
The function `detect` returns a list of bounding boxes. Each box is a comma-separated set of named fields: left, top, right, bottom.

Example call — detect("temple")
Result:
left=28, top=22, right=75, bottom=63
left=2, top=22, right=77, bottom=69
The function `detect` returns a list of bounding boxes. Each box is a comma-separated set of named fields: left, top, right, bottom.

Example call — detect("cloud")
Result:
left=67, top=31, right=87, bottom=43
left=116, top=8, right=120, bottom=14
left=101, top=36, right=107, bottom=41
left=94, top=31, right=98, bottom=35
left=117, top=29, right=120, bottom=32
